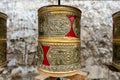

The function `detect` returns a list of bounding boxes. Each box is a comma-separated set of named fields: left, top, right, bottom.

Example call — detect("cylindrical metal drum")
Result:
left=0, top=12, right=7, bottom=67
left=112, top=11, right=120, bottom=70
left=38, top=5, right=81, bottom=77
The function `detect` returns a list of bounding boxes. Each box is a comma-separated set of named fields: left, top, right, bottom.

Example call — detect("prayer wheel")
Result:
left=112, top=11, right=120, bottom=71
left=38, top=5, right=81, bottom=77
left=0, top=12, right=7, bottom=67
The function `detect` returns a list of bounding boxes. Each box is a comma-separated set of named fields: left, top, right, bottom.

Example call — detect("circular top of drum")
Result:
left=0, top=12, right=7, bottom=19
left=112, top=11, right=120, bottom=21
left=38, top=5, right=81, bottom=16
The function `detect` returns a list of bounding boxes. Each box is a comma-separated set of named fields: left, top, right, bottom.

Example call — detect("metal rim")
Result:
left=112, top=11, right=120, bottom=18
left=38, top=68, right=79, bottom=77
left=0, top=12, right=7, bottom=19
left=38, top=5, right=81, bottom=16
left=0, top=61, right=8, bottom=67
left=112, top=62, right=120, bottom=71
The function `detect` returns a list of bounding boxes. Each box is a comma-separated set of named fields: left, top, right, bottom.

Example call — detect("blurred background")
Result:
left=0, top=0, right=120, bottom=80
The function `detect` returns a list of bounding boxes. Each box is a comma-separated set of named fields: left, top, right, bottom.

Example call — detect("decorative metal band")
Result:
left=0, top=38, right=6, bottom=41
left=38, top=69, right=79, bottom=77
left=39, top=42, right=79, bottom=46
left=39, top=63, right=80, bottom=72
left=38, top=10, right=80, bottom=37
left=112, top=62, right=120, bottom=71
left=113, top=39, right=120, bottom=43
left=0, top=12, right=7, bottom=19
left=38, top=68, right=79, bottom=77
left=38, top=5, right=81, bottom=16
left=38, top=43, right=80, bottom=65
left=39, top=37, right=80, bottom=43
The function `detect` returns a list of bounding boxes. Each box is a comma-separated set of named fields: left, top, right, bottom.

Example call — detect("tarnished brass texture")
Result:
left=0, top=12, right=7, bottom=67
left=0, top=12, right=7, bottom=38
left=112, top=11, right=120, bottom=71
left=0, top=39, right=7, bottom=67
left=38, top=5, right=81, bottom=76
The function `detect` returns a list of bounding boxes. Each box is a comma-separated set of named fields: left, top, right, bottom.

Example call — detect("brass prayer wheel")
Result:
left=112, top=11, right=120, bottom=70
left=38, top=5, right=81, bottom=77
left=0, top=12, right=7, bottom=67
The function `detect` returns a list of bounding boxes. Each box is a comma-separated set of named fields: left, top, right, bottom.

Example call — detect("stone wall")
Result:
left=0, top=0, right=120, bottom=80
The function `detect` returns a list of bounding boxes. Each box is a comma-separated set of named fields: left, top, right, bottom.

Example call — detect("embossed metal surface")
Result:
left=112, top=11, right=120, bottom=70
left=0, top=12, right=7, bottom=39
left=38, top=5, right=81, bottom=75
left=0, top=40, right=6, bottom=66
left=0, top=12, right=7, bottom=67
